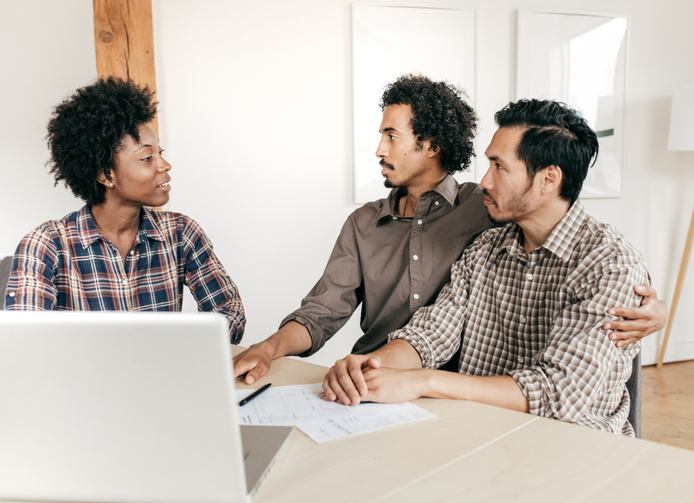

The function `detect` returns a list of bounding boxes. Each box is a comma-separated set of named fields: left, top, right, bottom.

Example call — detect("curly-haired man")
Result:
left=234, top=75, right=665, bottom=384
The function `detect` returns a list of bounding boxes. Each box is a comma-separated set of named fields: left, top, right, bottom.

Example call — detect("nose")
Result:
left=158, top=157, right=172, bottom=172
left=375, top=137, right=387, bottom=158
left=480, top=168, right=493, bottom=191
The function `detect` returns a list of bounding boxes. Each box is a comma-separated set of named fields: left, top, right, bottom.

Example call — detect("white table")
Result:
left=234, top=349, right=694, bottom=502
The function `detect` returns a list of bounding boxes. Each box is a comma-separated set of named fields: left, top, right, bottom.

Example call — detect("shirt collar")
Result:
left=378, top=175, right=459, bottom=220
left=495, top=201, right=588, bottom=263
left=539, top=201, right=588, bottom=262
left=76, top=205, right=164, bottom=249
left=433, top=175, right=458, bottom=206
left=76, top=206, right=103, bottom=249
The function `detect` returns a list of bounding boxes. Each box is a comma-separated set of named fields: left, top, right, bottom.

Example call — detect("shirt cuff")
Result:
left=389, top=330, right=432, bottom=369
left=508, top=369, right=542, bottom=416
left=279, top=314, right=323, bottom=357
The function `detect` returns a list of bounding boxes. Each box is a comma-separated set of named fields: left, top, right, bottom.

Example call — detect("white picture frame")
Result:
left=516, top=11, right=629, bottom=198
left=352, top=5, right=476, bottom=203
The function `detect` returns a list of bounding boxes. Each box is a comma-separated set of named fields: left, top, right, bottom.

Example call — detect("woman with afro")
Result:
left=4, top=77, right=245, bottom=343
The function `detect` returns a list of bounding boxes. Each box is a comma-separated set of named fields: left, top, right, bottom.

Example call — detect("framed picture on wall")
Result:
left=517, top=11, right=628, bottom=198
left=352, top=5, right=475, bottom=204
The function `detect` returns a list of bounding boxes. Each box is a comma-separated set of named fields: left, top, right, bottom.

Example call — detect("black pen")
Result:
left=239, top=383, right=271, bottom=406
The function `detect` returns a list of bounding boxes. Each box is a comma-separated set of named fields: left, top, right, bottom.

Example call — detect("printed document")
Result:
left=236, top=383, right=436, bottom=442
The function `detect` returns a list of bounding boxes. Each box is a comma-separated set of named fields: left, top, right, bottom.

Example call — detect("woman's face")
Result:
left=108, top=124, right=171, bottom=208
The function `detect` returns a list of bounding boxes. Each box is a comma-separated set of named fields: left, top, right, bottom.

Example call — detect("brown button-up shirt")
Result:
left=281, top=175, right=493, bottom=355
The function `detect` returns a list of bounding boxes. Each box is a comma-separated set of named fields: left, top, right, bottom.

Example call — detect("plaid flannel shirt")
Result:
left=390, top=202, right=648, bottom=435
left=5, top=206, right=245, bottom=343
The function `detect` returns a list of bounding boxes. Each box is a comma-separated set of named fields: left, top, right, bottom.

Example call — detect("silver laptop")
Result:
left=0, top=311, right=292, bottom=503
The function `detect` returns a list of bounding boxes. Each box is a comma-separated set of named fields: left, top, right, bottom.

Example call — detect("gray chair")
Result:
left=626, top=352, right=642, bottom=438
left=0, top=256, right=13, bottom=309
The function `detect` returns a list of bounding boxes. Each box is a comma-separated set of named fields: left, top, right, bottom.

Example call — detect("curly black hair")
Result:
left=46, top=77, right=157, bottom=206
left=379, top=74, right=477, bottom=175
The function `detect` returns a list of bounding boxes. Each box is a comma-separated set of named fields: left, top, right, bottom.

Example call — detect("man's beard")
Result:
left=381, top=159, right=396, bottom=188
left=483, top=191, right=510, bottom=224
left=483, top=188, right=530, bottom=225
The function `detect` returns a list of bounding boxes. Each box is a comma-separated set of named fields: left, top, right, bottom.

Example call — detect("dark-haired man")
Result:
left=234, top=76, right=665, bottom=385
left=322, top=99, right=649, bottom=436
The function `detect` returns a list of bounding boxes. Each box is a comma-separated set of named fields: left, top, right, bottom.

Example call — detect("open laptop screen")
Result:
left=0, top=311, right=250, bottom=503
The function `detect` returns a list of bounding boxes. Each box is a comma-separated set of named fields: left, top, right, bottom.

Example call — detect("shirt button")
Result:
left=413, top=255, right=419, bottom=261
left=8, top=292, right=15, bottom=297
left=518, top=356, right=525, bottom=364
left=122, top=280, right=128, bottom=286
left=434, top=201, right=439, bottom=206
left=417, top=219, right=423, bottom=225
left=413, top=294, right=420, bottom=300
left=519, top=316, right=527, bottom=323
left=130, top=250, right=135, bottom=255
left=526, top=273, right=533, bottom=281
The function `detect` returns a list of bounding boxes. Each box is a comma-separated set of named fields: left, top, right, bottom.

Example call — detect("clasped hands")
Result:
left=320, top=354, right=425, bottom=406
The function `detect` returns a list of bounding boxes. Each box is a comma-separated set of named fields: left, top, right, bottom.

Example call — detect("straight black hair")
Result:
left=494, top=99, right=598, bottom=204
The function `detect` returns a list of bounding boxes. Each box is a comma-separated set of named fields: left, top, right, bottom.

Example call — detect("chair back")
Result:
left=626, top=352, right=642, bottom=438
left=0, top=256, right=13, bottom=309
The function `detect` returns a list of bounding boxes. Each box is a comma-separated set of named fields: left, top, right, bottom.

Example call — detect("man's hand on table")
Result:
left=321, top=355, right=433, bottom=405
left=233, top=321, right=313, bottom=384
left=322, top=339, right=426, bottom=405
left=233, top=341, right=276, bottom=385
left=320, top=354, right=381, bottom=405
left=359, top=366, right=428, bottom=404
left=604, top=284, right=668, bottom=347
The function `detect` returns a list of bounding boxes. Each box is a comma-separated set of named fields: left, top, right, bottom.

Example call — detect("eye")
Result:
left=141, top=156, right=152, bottom=162
left=389, top=134, right=395, bottom=140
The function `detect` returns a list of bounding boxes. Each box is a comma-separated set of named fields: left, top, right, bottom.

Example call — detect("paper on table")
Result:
left=236, top=383, right=434, bottom=427
left=296, top=408, right=437, bottom=443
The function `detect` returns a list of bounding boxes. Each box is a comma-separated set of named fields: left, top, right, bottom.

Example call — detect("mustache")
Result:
left=482, top=189, right=497, bottom=206
left=379, top=159, right=395, bottom=170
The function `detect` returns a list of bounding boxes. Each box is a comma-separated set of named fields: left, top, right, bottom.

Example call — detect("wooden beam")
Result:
left=93, top=0, right=158, bottom=134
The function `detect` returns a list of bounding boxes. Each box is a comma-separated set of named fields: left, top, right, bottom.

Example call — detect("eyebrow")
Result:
left=135, top=135, right=161, bottom=150
left=134, top=138, right=162, bottom=152
left=380, top=127, right=399, bottom=134
left=486, top=153, right=511, bottom=168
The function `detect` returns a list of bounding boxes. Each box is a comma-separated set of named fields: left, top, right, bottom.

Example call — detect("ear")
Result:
left=96, top=172, right=114, bottom=189
left=541, top=165, right=563, bottom=194
left=426, top=142, right=440, bottom=158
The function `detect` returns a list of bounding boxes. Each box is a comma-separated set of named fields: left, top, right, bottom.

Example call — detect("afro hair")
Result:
left=380, top=74, right=477, bottom=175
left=46, top=76, right=157, bottom=206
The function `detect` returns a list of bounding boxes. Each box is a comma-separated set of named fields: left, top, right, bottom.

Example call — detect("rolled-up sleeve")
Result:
left=281, top=217, right=363, bottom=356
left=5, top=228, right=59, bottom=311
left=509, top=251, right=647, bottom=426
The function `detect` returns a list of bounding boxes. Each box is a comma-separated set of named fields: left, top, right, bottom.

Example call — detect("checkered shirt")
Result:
left=5, top=205, right=245, bottom=343
left=389, top=202, right=648, bottom=435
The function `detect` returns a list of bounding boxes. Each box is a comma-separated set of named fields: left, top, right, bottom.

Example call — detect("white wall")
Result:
left=2, top=0, right=692, bottom=367
left=0, top=0, right=95, bottom=254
